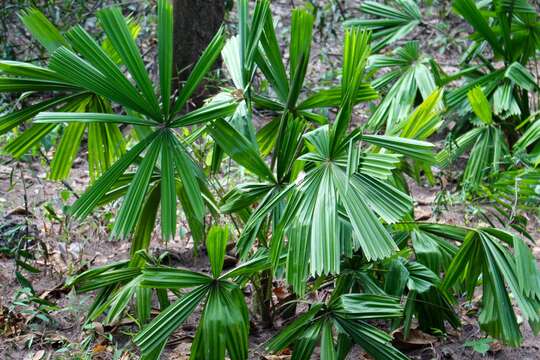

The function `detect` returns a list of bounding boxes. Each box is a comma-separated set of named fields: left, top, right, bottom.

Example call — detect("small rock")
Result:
left=415, top=207, right=432, bottom=221
left=0, top=165, right=12, bottom=179
left=69, top=242, right=82, bottom=258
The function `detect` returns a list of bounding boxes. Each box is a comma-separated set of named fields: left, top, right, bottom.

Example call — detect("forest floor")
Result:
left=1, top=0, right=539, bottom=359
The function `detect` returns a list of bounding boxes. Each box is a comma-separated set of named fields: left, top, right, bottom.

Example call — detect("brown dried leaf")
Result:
left=92, top=344, right=107, bottom=353
left=392, top=328, right=438, bottom=350
left=32, top=350, right=45, bottom=360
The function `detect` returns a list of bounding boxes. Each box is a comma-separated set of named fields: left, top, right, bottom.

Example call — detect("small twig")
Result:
left=333, top=0, right=347, bottom=20
left=19, top=165, right=30, bottom=241
left=13, top=164, right=32, bottom=275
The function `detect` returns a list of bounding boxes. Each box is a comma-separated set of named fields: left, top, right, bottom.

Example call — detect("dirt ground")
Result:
left=1, top=0, right=539, bottom=359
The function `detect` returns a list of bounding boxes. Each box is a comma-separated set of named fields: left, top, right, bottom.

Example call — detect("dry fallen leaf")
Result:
left=273, top=286, right=289, bottom=301
left=6, top=206, right=33, bottom=217
left=392, top=328, right=438, bottom=350
left=92, top=344, right=107, bottom=353
left=32, top=350, right=45, bottom=360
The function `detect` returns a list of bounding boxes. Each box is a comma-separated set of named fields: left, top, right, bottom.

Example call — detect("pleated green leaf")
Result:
left=335, top=318, right=408, bottom=360
left=0, top=60, right=63, bottom=80
left=191, top=284, right=250, bottom=360
left=357, top=152, right=402, bottom=179
left=220, top=182, right=274, bottom=214
left=172, top=27, right=225, bottom=115
left=102, top=17, right=142, bottom=65
left=276, top=115, right=306, bottom=182
left=193, top=288, right=226, bottom=359
left=411, top=229, right=457, bottom=273
left=237, top=183, right=295, bottom=259
left=208, top=117, right=274, bottom=181
left=130, top=184, right=161, bottom=264
left=384, top=259, right=409, bottom=297
left=222, top=36, right=245, bottom=90
left=405, top=261, right=440, bottom=293
left=287, top=9, right=314, bottom=109
left=351, top=173, right=412, bottom=223
left=0, top=77, right=78, bottom=93
left=265, top=303, right=323, bottom=352
left=310, top=166, right=339, bottom=275
left=362, top=134, right=435, bottom=162
left=35, top=112, right=157, bottom=126
left=168, top=132, right=205, bottom=225
left=49, top=122, right=86, bottom=180
left=463, top=127, right=491, bottom=188
left=243, top=1, right=270, bottom=87
left=177, top=181, right=205, bottom=247
left=4, top=124, right=56, bottom=157
left=48, top=47, right=158, bottom=119
left=290, top=323, right=322, bottom=360
left=467, top=86, right=492, bottom=125
left=514, top=114, right=540, bottom=152
left=18, top=8, right=67, bottom=53
left=65, top=25, right=157, bottom=117
left=0, top=93, right=84, bottom=135
left=97, top=7, right=160, bottom=116
left=140, top=267, right=212, bottom=288
left=320, top=320, right=337, bottom=360
left=207, top=225, right=229, bottom=278
left=70, top=131, right=160, bottom=220
left=160, top=135, right=177, bottom=241
left=136, top=286, right=152, bottom=325
left=452, top=0, right=504, bottom=56
left=66, top=260, right=130, bottom=288
left=332, top=294, right=403, bottom=320
left=505, top=62, right=539, bottom=92
left=398, top=88, right=443, bottom=140
left=256, top=7, right=289, bottom=103
left=157, top=0, right=173, bottom=116
left=447, top=233, right=516, bottom=337
left=113, top=135, right=162, bottom=238
left=134, top=285, right=209, bottom=355
left=86, top=106, right=127, bottom=181
left=224, top=286, right=252, bottom=359
left=441, top=230, right=540, bottom=346
left=284, top=178, right=320, bottom=294
left=334, top=168, right=398, bottom=261
left=76, top=267, right=141, bottom=293
left=436, top=126, right=484, bottom=168
left=332, top=28, right=371, bottom=146
left=104, top=276, right=141, bottom=324
left=297, top=84, right=378, bottom=110
left=513, top=236, right=540, bottom=299
left=365, top=66, right=416, bottom=131
left=170, top=98, right=238, bottom=127
left=220, top=250, right=272, bottom=279
left=445, top=70, right=503, bottom=110
left=344, top=0, right=421, bottom=51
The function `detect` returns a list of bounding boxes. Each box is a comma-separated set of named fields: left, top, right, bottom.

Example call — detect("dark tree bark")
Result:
left=172, top=0, right=225, bottom=84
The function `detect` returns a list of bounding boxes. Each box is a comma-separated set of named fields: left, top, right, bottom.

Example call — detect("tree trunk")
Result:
left=172, top=0, right=225, bottom=85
